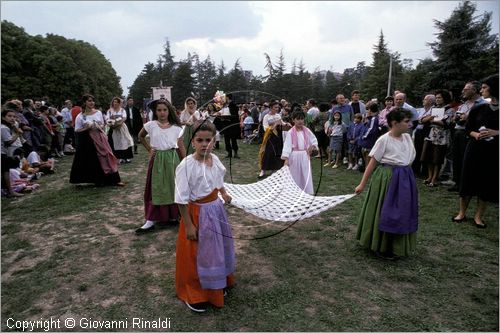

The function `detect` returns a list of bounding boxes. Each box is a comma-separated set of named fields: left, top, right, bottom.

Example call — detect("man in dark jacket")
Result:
left=221, top=93, right=240, bottom=158
left=124, top=97, right=143, bottom=154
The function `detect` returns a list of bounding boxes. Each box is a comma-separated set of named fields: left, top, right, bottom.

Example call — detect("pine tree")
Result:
left=428, top=0, right=498, bottom=90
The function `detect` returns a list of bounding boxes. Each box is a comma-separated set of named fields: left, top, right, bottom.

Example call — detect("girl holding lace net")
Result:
left=174, top=119, right=235, bottom=313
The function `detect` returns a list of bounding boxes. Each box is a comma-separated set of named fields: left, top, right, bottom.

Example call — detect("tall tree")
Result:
left=172, top=56, right=196, bottom=108
left=428, top=0, right=498, bottom=90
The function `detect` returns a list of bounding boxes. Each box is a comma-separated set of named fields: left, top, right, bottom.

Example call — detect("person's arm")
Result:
left=219, top=187, right=232, bottom=204
left=177, top=137, right=186, bottom=160
left=138, top=127, right=154, bottom=156
left=178, top=204, right=197, bottom=240
left=355, top=157, right=378, bottom=194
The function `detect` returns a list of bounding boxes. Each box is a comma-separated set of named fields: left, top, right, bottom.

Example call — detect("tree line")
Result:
left=129, top=1, right=497, bottom=108
left=2, top=1, right=497, bottom=109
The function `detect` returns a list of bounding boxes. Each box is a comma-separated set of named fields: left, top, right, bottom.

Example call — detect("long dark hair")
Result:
left=152, top=100, right=181, bottom=126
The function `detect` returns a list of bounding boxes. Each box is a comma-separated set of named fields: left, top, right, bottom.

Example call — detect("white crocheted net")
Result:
left=223, top=166, right=355, bottom=222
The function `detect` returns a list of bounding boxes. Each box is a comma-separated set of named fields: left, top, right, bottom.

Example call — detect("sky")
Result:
left=1, top=1, right=498, bottom=96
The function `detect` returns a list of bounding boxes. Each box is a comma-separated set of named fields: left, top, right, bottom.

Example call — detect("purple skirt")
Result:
left=379, top=165, right=419, bottom=234
left=144, top=155, right=179, bottom=222
left=197, top=198, right=236, bottom=289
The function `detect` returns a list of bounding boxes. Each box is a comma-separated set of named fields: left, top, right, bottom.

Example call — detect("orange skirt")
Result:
left=175, top=189, right=235, bottom=307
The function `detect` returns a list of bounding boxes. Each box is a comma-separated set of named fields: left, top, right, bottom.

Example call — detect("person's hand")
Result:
left=185, top=223, right=197, bottom=241
left=478, top=127, right=497, bottom=140
left=283, top=159, right=289, bottom=166
left=221, top=193, right=232, bottom=204
left=307, top=146, right=316, bottom=156
left=149, top=148, right=156, bottom=157
left=355, top=183, right=364, bottom=194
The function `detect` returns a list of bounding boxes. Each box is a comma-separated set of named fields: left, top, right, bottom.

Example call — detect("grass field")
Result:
left=1, top=139, right=498, bottom=332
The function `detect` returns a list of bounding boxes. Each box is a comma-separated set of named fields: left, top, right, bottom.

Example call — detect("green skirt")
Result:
left=182, top=125, right=194, bottom=155
left=151, top=150, right=179, bottom=205
left=356, top=165, right=417, bottom=257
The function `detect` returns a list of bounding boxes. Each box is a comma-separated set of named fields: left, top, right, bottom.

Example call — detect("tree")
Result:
left=428, top=0, right=498, bottom=91
left=172, top=57, right=196, bottom=109
left=1, top=21, right=122, bottom=106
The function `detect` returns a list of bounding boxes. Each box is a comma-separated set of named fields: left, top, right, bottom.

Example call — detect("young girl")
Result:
left=175, top=119, right=235, bottom=313
left=325, top=111, right=346, bottom=169
left=347, top=113, right=364, bottom=170
left=355, top=108, right=418, bottom=259
left=281, top=110, right=318, bottom=194
left=135, top=99, right=186, bottom=233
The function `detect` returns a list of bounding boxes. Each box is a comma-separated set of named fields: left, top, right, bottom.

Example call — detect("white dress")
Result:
left=281, top=126, right=318, bottom=195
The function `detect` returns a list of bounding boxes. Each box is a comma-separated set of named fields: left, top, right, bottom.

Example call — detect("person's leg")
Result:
left=224, top=135, right=232, bottom=157
left=454, top=196, right=471, bottom=220
left=430, top=164, right=440, bottom=185
left=232, top=137, right=239, bottom=158
left=473, top=198, right=487, bottom=227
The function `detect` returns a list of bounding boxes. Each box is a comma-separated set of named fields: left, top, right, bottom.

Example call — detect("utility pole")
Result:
left=387, top=55, right=393, bottom=97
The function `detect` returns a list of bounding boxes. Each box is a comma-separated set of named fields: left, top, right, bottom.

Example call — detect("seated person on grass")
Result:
left=27, top=145, right=54, bottom=174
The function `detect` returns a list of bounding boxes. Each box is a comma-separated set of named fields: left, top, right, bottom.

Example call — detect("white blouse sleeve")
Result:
left=281, top=129, right=293, bottom=159
left=143, top=121, right=153, bottom=134
left=368, top=135, right=387, bottom=162
left=175, top=159, right=191, bottom=205
left=120, top=109, right=127, bottom=121
left=212, top=155, right=226, bottom=189
left=307, top=127, right=318, bottom=149
left=75, top=114, right=85, bottom=131
left=405, top=133, right=416, bottom=164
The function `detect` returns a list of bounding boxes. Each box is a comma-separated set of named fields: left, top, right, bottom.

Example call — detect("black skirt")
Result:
left=459, top=138, right=499, bottom=202
left=70, top=131, right=121, bottom=185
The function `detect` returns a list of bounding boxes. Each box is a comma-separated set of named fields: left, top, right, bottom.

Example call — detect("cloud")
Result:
left=1, top=1, right=498, bottom=95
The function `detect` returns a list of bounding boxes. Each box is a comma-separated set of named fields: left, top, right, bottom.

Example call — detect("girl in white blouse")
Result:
left=355, top=108, right=419, bottom=259
left=174, top=120, right=235, bottom=313
left=135, top=99, right=186, bottom=233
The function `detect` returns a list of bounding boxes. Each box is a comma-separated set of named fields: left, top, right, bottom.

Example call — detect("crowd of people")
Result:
left=1, top=73, right=498, bottom=312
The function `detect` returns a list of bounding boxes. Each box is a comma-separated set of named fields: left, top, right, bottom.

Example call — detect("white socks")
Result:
left=140, top=220, right=155, bottom=229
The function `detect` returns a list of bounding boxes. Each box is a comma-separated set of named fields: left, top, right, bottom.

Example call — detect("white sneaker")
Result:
left=347, top=163, right=353, bottom=170
left=352, top=164, right=359, bottom=171
left=343, top=157, right=348, bottom=164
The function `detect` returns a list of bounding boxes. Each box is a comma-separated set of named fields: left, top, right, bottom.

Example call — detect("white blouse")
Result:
left=143, top=121, right=183, bottom=150
left=175, top=154, right=226, bottom=204
left=75, top=111, right=105, bottom=131
left=263, top=113, right=281, bottom=130
left=106, top=108, right=127, bottom=121
left=369, top=132, right=416, bottom=166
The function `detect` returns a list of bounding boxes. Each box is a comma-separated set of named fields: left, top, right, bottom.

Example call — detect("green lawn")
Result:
left=2, top=140, right=498, bottom=331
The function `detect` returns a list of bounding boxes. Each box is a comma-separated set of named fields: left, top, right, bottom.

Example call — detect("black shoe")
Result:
left=184, top=301, right=207, bottom=313
left=135, top=225, right=155, bottom=234
left=134, top=150, right=138, bottom=154
left=473, top=219, right=486, bottom=229
left=451, top=216, right=466, bottom=223
left=233, top=154, right=240, bottom=159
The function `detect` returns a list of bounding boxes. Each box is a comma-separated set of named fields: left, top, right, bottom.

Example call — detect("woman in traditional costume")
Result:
left=106, top=97, right=134, bottom=164
left=135, top=99, right=186, bottom=233
left=175, top=120, right=235, bottom=312
left=70, top=94, right=124, bottom=186
left=258, top=101, right=288, bottom=178
left=179, top=97, right=198, bottom=155
left=355, top=108, right=418, bottom=259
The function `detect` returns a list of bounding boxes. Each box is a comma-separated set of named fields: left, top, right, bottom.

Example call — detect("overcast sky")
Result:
left=2, top=1, right=498, bottom=96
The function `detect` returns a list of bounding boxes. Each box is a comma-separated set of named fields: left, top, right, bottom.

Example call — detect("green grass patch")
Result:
left=1, top=141, right=498, bottom=331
